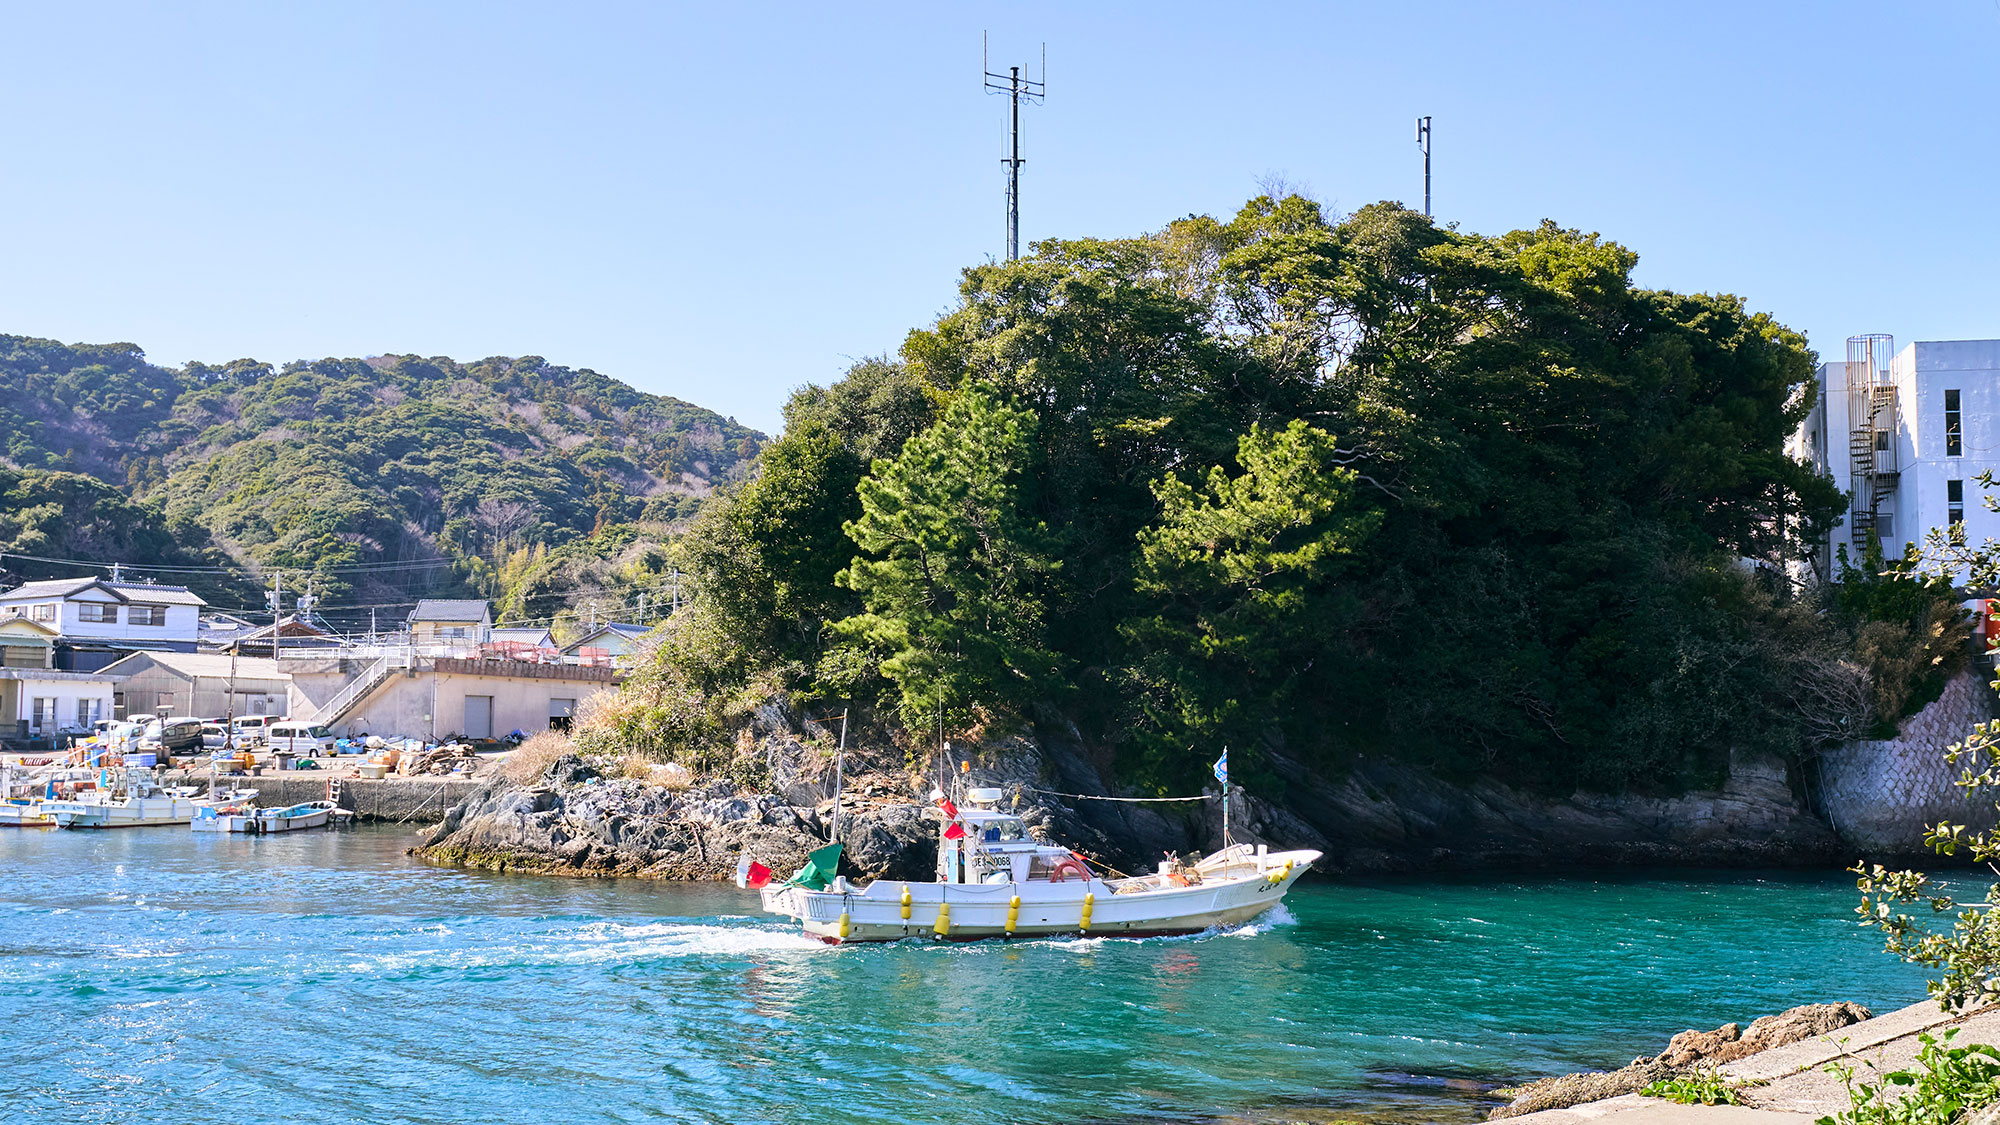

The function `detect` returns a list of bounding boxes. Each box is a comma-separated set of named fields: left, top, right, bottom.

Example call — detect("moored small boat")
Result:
left=192, top=800, right=338, bottom=834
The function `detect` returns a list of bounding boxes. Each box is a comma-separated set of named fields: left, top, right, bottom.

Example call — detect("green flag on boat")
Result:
left=783, top=843, right=842, bottom=890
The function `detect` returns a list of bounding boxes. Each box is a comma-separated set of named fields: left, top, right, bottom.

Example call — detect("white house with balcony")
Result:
left=0, top=578, right=206, bottom=672
left=0, top=616, right=125, bottom=744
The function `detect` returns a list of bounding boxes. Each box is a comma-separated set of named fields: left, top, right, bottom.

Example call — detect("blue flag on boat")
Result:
left=1212, top=749, right=1228, bottom=786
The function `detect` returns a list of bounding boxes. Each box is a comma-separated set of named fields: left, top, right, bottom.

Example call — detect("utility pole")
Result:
left=1415, top=115, right=1432, bottom=219
left=268, top=574, right=282, bottom=664
left=984, top=34, right=1046, bottom=262
left=109, top=562, right=123, bottom=583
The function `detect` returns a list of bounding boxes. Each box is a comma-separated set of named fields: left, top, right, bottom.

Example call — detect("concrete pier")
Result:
left=163, top=768, right=482, bottom=825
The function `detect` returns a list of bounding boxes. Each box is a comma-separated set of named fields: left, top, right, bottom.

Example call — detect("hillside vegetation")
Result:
left=590, top=196, right=1959, bottom=794
left=0, top=336, right=761, bottom=621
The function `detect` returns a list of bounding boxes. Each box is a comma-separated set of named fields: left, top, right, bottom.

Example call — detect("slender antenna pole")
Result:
left=1415, top=115, right=1432, bottom=219
left=984, top=34, right=1047, bottom=262
left=830, top=708, right=848, bottom=843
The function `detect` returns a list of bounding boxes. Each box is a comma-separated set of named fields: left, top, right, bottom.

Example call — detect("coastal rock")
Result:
left=415, top=699, right=1844, bottom=881
left=1488, top=1003, right=1873, bottom=1120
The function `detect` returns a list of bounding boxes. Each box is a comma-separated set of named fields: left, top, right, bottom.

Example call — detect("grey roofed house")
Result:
left=407, top=599, right=492, bottom=644
left=0, top=577, right=208, bottom=671
left=407, top=599, right=492, bottom=624
left=490, top=626, right=556, bottom=648
left=561, top=622, right=652, bottom=668
left=0, top=577, right=208, bottom=608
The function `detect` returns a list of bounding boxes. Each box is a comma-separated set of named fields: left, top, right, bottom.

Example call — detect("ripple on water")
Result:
left=0, top=827, right=1950, bottom=1125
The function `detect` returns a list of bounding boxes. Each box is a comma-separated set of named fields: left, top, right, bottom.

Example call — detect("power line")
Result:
left=0, top=550, right=458, bottom=576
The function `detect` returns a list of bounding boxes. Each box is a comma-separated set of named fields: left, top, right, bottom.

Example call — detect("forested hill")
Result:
left=0, top=336, right=763, bottom=621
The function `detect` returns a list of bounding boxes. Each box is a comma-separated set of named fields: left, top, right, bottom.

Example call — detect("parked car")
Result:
left=137, top=717, right=205, bottom=756
left=265, top=722, right=336, bottom=757
left=198, top=723, right=230, bottom=750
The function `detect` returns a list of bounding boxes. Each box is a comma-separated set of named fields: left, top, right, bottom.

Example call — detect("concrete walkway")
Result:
left=1507, top=999, right=2000, bottom=1125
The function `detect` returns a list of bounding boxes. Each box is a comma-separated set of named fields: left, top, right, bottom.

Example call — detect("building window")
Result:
left=29, top=603, right=55, bottom=622
left=129, top=605, right=167, bottom=627
left=1878, top=514, right=1895, bottom=541
left=549, top=698, right=576, bottom=733
left=1947, top=389, right=1963, bottom=457
left=76, top=699, right=102, bottom=728
left=1951, top=479, right=1966, bottom=526
left=29, top=698, right=56, bottom=734
left=1, top=645, right=41, bottom=669
left=1875, top=430, right=1890, bottom=452
left=77, top=603, right=118, bottom=624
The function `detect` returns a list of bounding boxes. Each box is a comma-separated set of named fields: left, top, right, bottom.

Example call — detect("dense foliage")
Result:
left=0, top=466, right=256, bottom=605
left=634, top=196, right=1891, bottom=793
left=0, top=336, right=761, bottom=622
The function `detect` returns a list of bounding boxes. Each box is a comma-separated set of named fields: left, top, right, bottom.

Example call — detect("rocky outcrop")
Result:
left=1234, top=747, right=1839, bottom=875
left=414, top=702, right=1844, bottom=881
left=1488, top=1003, right=1872, bottom=1120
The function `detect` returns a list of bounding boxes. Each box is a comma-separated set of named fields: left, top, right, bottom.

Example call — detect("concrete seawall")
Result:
left=164, top=769, right=484, bottom=825
left=1815, top=669, right=1996, bottom=855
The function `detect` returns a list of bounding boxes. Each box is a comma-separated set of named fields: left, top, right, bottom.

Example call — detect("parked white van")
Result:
left=265, top=722, right=335, bottom=756
left=230, top=715, right=278, bottom=747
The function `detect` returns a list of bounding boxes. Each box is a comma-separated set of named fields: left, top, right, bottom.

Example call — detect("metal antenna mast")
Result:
left=984, top=33, right=1046, bottom=261
left=1415, top=116, right=1432, bottom=219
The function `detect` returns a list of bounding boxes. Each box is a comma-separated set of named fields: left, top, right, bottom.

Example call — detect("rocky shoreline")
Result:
left=412, top=707, right=1847, bottom=881
left=1489, top=1002, right=1873, bottom=1119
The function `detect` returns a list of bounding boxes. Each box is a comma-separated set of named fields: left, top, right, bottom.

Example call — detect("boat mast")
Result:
left=828, top=708, right=848, bottom=844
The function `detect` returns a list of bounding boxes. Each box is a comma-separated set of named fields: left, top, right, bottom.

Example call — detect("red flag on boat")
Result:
left=735, top=853, right=774, bottom=889
left=943, top=822, right=966, bottom=841
left=937, top=796, right=959, bottom=818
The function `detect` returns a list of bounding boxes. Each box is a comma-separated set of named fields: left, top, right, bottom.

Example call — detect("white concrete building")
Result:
left=284, top=654, right=616, bottom=740
left=0, top=618, right=124, bottom=742
left=0, top=578, right=205, bottom=671
left=1791, top=335, right=2000, bottom=581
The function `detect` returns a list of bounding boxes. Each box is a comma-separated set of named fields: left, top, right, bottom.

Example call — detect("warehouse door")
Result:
left=549, top=698, right=575, bottom=733
left=464, top=696, right=494, bottom=740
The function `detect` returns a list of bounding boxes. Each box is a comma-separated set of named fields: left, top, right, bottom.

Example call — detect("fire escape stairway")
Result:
left=311, top=655, right=403, bottom=725
left=1848, top=386, right=1899, bottom=548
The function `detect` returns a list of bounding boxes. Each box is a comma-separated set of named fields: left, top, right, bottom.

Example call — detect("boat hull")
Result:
left=43, top=795, right=205, bottom=829
left=192, top=802, right=336, bottom=834
left=0, top=802, right=54, bottom=828
left=761, top=848, right=1318, bottom=944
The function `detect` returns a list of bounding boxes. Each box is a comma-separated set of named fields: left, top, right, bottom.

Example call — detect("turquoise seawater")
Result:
left=0, top=825, right=1947, bottom=1124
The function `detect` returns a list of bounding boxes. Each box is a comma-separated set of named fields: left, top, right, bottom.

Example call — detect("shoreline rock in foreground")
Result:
left=1488, top=1002, right=1873, bottom=1120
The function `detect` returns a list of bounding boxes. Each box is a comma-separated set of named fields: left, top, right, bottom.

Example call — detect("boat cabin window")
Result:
left=978, top=817, right=1029, bottom=843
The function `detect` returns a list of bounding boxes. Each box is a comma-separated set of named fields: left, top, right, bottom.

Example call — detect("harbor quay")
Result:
left=160, top=767, right=479, bottom=824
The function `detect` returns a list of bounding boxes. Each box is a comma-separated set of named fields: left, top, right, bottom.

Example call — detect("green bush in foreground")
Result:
left=1818, top=1030, right=2000, bottom=1125
left=1641, top=1066, right=1746, bottom=1106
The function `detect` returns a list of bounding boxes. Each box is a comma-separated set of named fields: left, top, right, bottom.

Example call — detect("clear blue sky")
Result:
left=4, top=1, right=1997, bottom=433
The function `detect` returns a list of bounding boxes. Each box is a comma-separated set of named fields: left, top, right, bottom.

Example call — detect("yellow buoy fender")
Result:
left=1267, top=858, right=1294, bottom=885
left=933, top=901, right=951, bottom=937
left=1080, top=891, right=1095, bottom=933
left=838, top=911, right=851, bottom=939
left=899, top=885, right=912, bottom=920
left=1005, top=894, right=1020, bottom=936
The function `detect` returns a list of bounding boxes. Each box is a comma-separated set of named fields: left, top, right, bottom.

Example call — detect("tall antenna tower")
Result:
left=983, top=33, right=1046, bottom=261
left=1415, top=116, right=1432, bottom=218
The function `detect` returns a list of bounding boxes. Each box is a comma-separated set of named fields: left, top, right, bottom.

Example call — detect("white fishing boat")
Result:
left=192, top=799, right=338, bottom=834
left=0, top=760, right=96, bottom=828
left=41, top=767, right=255, bottom=830
left=749, top=784, right=1318, bottom=944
